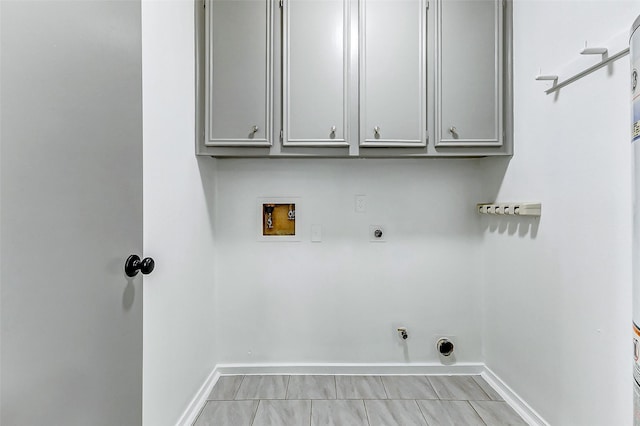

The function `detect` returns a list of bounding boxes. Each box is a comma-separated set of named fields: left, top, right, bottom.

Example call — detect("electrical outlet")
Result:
left=355, top=195, right=367, bottom=213
left=311, top=224, right=322, bottom=242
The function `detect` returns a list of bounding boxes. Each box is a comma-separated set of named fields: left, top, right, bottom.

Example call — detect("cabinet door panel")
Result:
left=206, top=0, right=272, bottom=146
left=284, top=0, right=349, bottom=146
left=436, top=0, right=502, bottom=147
left=360, top=0, right=426, bottom=147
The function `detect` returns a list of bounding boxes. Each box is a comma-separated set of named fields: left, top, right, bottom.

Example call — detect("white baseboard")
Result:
left=214, top=362, right=485, bottom=376
left=176, top=368, right=220, bottom=426
left=481, top=366, right=549, bottom=426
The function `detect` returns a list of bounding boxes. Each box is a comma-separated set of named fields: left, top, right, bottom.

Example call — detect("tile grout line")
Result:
left=468, top=400, right=489, bottom=426
left=285, top=375, right=290, bottom=400
left=233, top=375, right=246, bottom=400
left=423, top=375, right=439, bottom=400
left=309, top=399, right=313, bottom=426
left=213, top=398, right=345, bottom=401
left=333, top=375, right=338, bottom=400
left=414, top=399, right=430, bottom=426
left=249, top=399, right=261, bottom=426
left=379, top=376, right=389, bottom=399
left=190, top=401, right=208, bottom=426
left=362, top=399, right=372, bottom=426
left=471, top=376, right=493, bottom=401
left=426, top=376, right=443, bottom=400
left=380, top=376, right=390, bottom=400
left=285, top=375, right=291, bottom=400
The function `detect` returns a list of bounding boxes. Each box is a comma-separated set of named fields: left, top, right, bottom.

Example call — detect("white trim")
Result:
left=482, top=366, right=549, bottom=426
left=214, top=362, right=484, bottom=376
left=175, top=368, right=220, bottom=426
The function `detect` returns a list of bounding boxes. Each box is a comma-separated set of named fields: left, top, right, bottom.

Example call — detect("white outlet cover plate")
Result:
left=355, top=195, right=367, bottom=213
left=311, top=224, right=322, bottom=242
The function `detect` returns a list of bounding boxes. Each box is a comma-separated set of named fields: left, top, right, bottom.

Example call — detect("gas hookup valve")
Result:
left=397, top=327, right=408, bottom=340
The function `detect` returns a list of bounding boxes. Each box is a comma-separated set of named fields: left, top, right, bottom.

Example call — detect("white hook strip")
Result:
left=477, top=202, right=541, bottom=217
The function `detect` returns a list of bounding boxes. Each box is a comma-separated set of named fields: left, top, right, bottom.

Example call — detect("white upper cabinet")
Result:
left=359, top=0, right=427, bottom=147
left=205, top=0, right=273, bottom=146
left=197, top=0, right=511, bottom=156
left=283, top=0, right=350, bottom=146
left=435, top=0, right=503, bottom=148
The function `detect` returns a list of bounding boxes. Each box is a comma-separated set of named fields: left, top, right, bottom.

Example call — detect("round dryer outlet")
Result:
left=436, top=337, right=455, bottom=357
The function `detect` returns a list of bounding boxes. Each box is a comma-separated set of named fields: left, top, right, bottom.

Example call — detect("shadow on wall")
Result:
left=197, top=156, right=218, bottom=242
left=476, top=157, right=540, bottom=239
left=483, top=216, right=540, bottom=239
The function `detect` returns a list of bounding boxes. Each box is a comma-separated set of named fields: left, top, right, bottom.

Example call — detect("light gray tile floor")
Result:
left=194, top=400, right=258, bottom=426
left=428, top=375, right=492, bottom=401
left=287, top=375, right=337, bottom=400
left=193, top=375, right=528, bottom=426
left=235, top=375, right=290, bottom=400
left=311, top=400, right=368, bottom=426
left=335, top=375, right=387, bottom=399
left=417, top=400, right=485, bottom=425
left=470, top=400, right=528, bottom=425
left=381, top=375, right=438, bottom=400
left=472, top=376, right=504, bottom=401
left=253, top=400, right=311, bottom=426
left=207, top=375, right=245, bottom=401
left=365, top=400, right=427, bottom=426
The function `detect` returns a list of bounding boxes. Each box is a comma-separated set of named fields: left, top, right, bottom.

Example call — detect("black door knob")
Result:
left=125, top=254, right=155, bottom=277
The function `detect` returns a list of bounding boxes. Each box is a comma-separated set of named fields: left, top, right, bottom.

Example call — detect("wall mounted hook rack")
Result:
left=477, top=202, right=541, bottom=217
left=536, top=41, right=629, bottom=95
left=535, top=73, right=558, bottom=83
left=580, top=41, right=608, bottom=56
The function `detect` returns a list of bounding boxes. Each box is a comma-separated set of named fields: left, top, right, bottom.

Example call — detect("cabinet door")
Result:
left=205, top=0, right=273, bottom=146
left=360, top=0, right=426, bottom=147
left=436, top=0, right=502, bottom=147
left=283, top=0, right=350, bottom=147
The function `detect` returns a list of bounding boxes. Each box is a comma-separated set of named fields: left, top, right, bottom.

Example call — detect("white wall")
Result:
left=142, top=1, right=640, bottom=423
left=483, top=1, right=640, bottom=425
left=142, top=1, right=217, bottom=425
left=214, top=159, right=487, bottom=366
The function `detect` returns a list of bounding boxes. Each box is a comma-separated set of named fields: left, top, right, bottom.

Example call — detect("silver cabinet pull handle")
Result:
left=331, top=126, right=336, bottom=134
left=251, top=125, right=259, bottom=133
left=449, top=126, right=457, bottom=134
left=374, top=126, right=380, bottom=137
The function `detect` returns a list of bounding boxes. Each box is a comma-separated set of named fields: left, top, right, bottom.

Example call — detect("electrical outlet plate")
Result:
left=311, top=224, right=322, bottom=242
left=370, top=225, right=386, bottom=242
left=355, top=195, right=367, bottom=213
